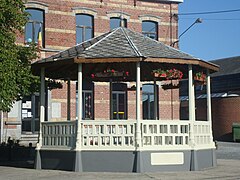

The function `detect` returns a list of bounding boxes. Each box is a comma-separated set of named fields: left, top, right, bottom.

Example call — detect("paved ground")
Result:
left=216, top=141, right=240, bottom=160
left=0, top=142, right=240, bottom=180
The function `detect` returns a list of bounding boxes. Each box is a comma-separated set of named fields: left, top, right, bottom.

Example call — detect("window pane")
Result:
left=76, top=28, right=83, bottom=44
left=142, top=21, right=158, bottom=40
left=110, top=18, right=127, bottom=30
left=85, top=28, right=93, bottom=41
left=26, top=9, right=43, bottom=22
left=76, top=14, right=93, bottom=44
left=25, top=22, right=33, bottom=43
left=34, top=23, right=42, bottom=43
left=142, top=94, right=149, bottom=119
left=83, top=92, right=93, bottom=119
left=76, top=14, right=93, bottom=26
left=142, top=84, right=157, bottom=119
left=118, top=94, right=125, bottom=113
left=110, top=18, right=121, bottom=30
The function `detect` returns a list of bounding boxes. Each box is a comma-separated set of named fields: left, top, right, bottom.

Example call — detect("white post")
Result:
left=188, top=65, right=195, bottom=147
left=206, top=69, right=214, bottom=143
left=76, top=64, right=82, bottom=150
left=67, top=78, right=71, bottom=121
left=136, top=61, right=141, bottom=149
left=154, top=78, right=158, bottom=120
left=0, top=111, right=3, bottom=143
left=38, top=67, right=45, bottom=148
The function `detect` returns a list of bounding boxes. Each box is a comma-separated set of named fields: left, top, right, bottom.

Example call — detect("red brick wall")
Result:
left=183, top=97, right=240, bottom=141
left=159, top=80, right=180, bottom=120
left=94, top=84, right=110, bottom=120
left=51, top=82, right=77, bottom=120
left=212, top=97, right=240, bottom=141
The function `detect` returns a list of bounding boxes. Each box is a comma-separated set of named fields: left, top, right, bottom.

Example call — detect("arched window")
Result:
left=142, top=84, right=158, bottom=119
left=25, top=8, right=44, bottom=47
left=110, top=17, right=127, bottom=30
left=76, top=14, right=94, bottom=44
left=142, top=21, right=158, bottom=40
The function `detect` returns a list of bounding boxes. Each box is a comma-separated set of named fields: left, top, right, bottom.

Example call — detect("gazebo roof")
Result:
left=32, top=27, right=219, bottom=80
left=37, top=27, right=198, bottom=62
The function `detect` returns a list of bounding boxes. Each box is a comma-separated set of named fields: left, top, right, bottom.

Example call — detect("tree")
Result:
left=0, top=0, right=38, bottom=112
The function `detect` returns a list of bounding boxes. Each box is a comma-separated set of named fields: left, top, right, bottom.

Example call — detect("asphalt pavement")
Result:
left=0, top=142, right=240, bottom=180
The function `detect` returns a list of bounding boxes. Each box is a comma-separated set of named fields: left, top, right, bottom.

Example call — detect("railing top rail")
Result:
left=82, top=120, right=136, bottom=125
left=42, top=121, right=76, bottom=125
left=141, top=120, right=190, bottom=125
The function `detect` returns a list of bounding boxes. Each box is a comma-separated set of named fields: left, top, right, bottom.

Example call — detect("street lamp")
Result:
left=171, top=18, right=202, bottom=47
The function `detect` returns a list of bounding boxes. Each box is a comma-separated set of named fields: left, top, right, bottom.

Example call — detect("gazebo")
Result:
left=32, top=27, right=219, bottom=172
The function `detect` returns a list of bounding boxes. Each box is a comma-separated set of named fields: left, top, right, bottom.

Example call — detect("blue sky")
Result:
left=178, top=0, right=240, bottom=61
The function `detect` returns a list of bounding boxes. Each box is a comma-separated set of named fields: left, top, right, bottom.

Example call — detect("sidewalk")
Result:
left=0, top=159, right=240, bottom=180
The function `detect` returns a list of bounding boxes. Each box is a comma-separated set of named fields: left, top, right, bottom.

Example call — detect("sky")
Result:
left=178, top=0, right=240, bottom=61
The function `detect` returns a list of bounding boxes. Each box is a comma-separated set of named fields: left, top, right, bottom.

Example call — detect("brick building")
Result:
left=2, top=0, right=182, bottom=144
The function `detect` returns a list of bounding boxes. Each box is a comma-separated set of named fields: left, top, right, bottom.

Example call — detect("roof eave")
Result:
left=74, top=57, right=142, bottom=63
left=145, top=57, right=220, bottom=72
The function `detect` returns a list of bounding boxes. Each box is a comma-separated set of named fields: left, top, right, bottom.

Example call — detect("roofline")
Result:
left=74, top=57, right=141, bottom=63
left=73, top=56, right=219, bottom=72
left=154, top=0, right=183, bottom=3
left=145, top=57, right=220, bottom=72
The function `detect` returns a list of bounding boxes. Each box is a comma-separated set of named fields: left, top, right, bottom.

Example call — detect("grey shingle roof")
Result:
left=35, top=27, right=199, bottom=64
left=210, top=56, right=240, bottom=77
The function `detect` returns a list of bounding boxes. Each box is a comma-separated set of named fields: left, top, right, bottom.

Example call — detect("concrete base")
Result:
left=190, top=149, right=216, bottom=171
left=35, top=148, right=216, bottom=172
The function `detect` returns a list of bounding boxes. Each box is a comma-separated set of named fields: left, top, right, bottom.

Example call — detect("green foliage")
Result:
left=0, top=0, right=39, bottom=112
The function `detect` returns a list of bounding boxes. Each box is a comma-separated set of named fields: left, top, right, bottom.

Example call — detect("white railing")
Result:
left=141, top=120, right=190, bottom=150
left=82, top=120, right=135, bottom=150
left=42, top=121, right=76, bottom=149
left=193, top=121, right=212, bottom=146
left=41, top=120, right=214, bottom=150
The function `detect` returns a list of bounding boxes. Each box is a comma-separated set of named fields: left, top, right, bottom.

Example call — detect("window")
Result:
left=21, top=94, right=40, bottom=133
left=111, top=83, right=127, bottom=120
left=110, top=17, right=127, bottom=30
left=142, top=84, right=158, bottom=119
left=142, top=21, right=158, bottom=40
left=25, top=9, right=44, bottom=47
left=76, top=14, right=94, bottom=44
left=76, top=82, right=94, bottom=120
